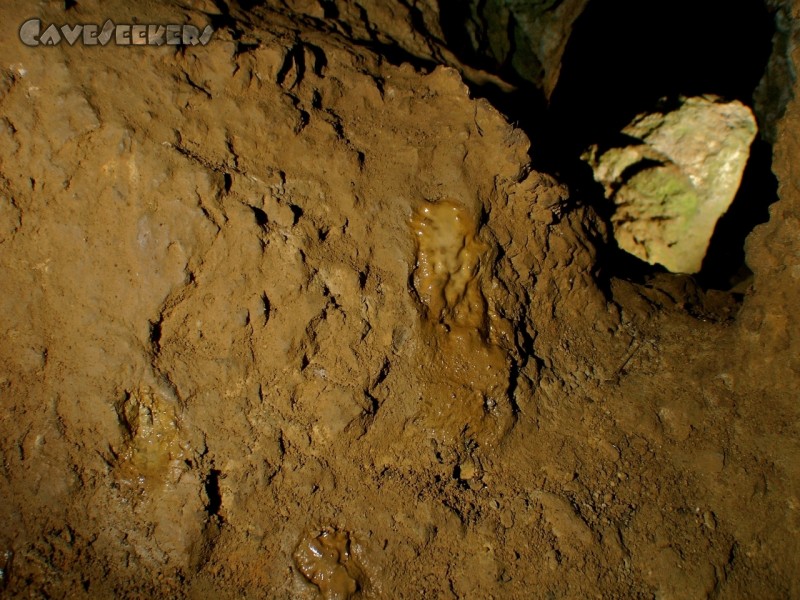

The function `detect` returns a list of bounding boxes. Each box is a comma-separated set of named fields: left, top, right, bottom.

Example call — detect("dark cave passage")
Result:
left=550, top=0, right=775, bottom=153
left=441, top=0, right=780, bottom=291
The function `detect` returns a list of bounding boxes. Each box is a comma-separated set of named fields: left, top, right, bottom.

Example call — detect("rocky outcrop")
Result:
left=755, top=0, right=800, bottom=141
left=584, top=96, right=757, bottom=273
left=438, top=0, right=590, bottom=96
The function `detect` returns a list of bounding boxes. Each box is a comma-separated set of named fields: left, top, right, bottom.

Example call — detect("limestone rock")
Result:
left=583, top=96, right=757, bottom=274
left=442, top=0, right=590, bottom=96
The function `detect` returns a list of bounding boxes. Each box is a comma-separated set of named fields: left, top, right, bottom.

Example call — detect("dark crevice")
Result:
left=306, top=43, right=328, bottom=77
left=207, top=1, right=249, bottom=40
left=261, top=293, right=271, bottom=325
left=506, top=362, right=522, bottom=416
left=289, top=203, right=303, bottom=225
left=149, top=318, right=163, bottom=352
left=204, top=469, right=223, bottom=517
left=277, top=44, right=306, bottom=89
left=251, top=206, right=268, bottom=227
left=372, top=358, right=390, bottom=389
left=698, top=136, right=779, bottom=289
left=365, top=391, right=380, bottom=415
left=319, top=0, right=339, bottom=19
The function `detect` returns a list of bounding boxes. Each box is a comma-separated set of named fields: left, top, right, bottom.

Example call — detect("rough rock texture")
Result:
left=0, top=0, right=798, bottom=599
left=254, top=0, right=515, bottom=91
left=438, top=0, right=590, bottom=96
left=262, top=0, right=590, bottom=96
left=584, top=96, right=758, bottom=273
left=756, top=0, right=800, bottom=141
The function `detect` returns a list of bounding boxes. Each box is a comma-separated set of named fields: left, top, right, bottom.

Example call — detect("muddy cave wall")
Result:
left=0, top=0, right=797, bottom=598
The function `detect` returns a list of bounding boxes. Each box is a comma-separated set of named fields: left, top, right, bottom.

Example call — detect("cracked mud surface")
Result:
left=0, top=1, right=798, bottom=598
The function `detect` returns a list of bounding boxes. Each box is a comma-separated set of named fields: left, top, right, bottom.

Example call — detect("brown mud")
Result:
left=0, top=1, right=798, bottom=598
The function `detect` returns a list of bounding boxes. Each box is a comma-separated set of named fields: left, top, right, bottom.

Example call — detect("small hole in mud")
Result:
left=149, top=319, right=162, bottom=349
left=251, top=206, right=268, bottom=227
left=261, top=293, right=271, bottom=321
left=320, top=0, right=339, bottom=19
left=223, top=173, right=233, bottom=193
left=289, top=204, right=303, bottom=225
left=312, top=90, right=322, bottom=109
left=204, top=469, right=223, bottom=516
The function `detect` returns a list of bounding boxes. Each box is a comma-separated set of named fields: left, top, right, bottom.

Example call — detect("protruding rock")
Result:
left=583, top=96, right=757, bottom=274
left=441, top=0, right=591, bottom=96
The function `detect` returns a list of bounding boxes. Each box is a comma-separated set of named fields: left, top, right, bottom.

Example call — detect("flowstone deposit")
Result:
left=411, top=200, right=516, bottom=445
left=294, top=528, right=369, bottom=599
left=412, top=200, right=489, bottom=332
left=0, top=1, right=798, bottom=599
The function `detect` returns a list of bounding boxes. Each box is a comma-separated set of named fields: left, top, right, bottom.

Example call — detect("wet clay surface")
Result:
left=0, top=1, right=798, bottom=598
left=294, top=528, right=368, bottom=599
left=411, top=200, right=515, bottom=445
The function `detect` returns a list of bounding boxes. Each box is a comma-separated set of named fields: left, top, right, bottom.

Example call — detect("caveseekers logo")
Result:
left=19, top=18, right=214, bottom=47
